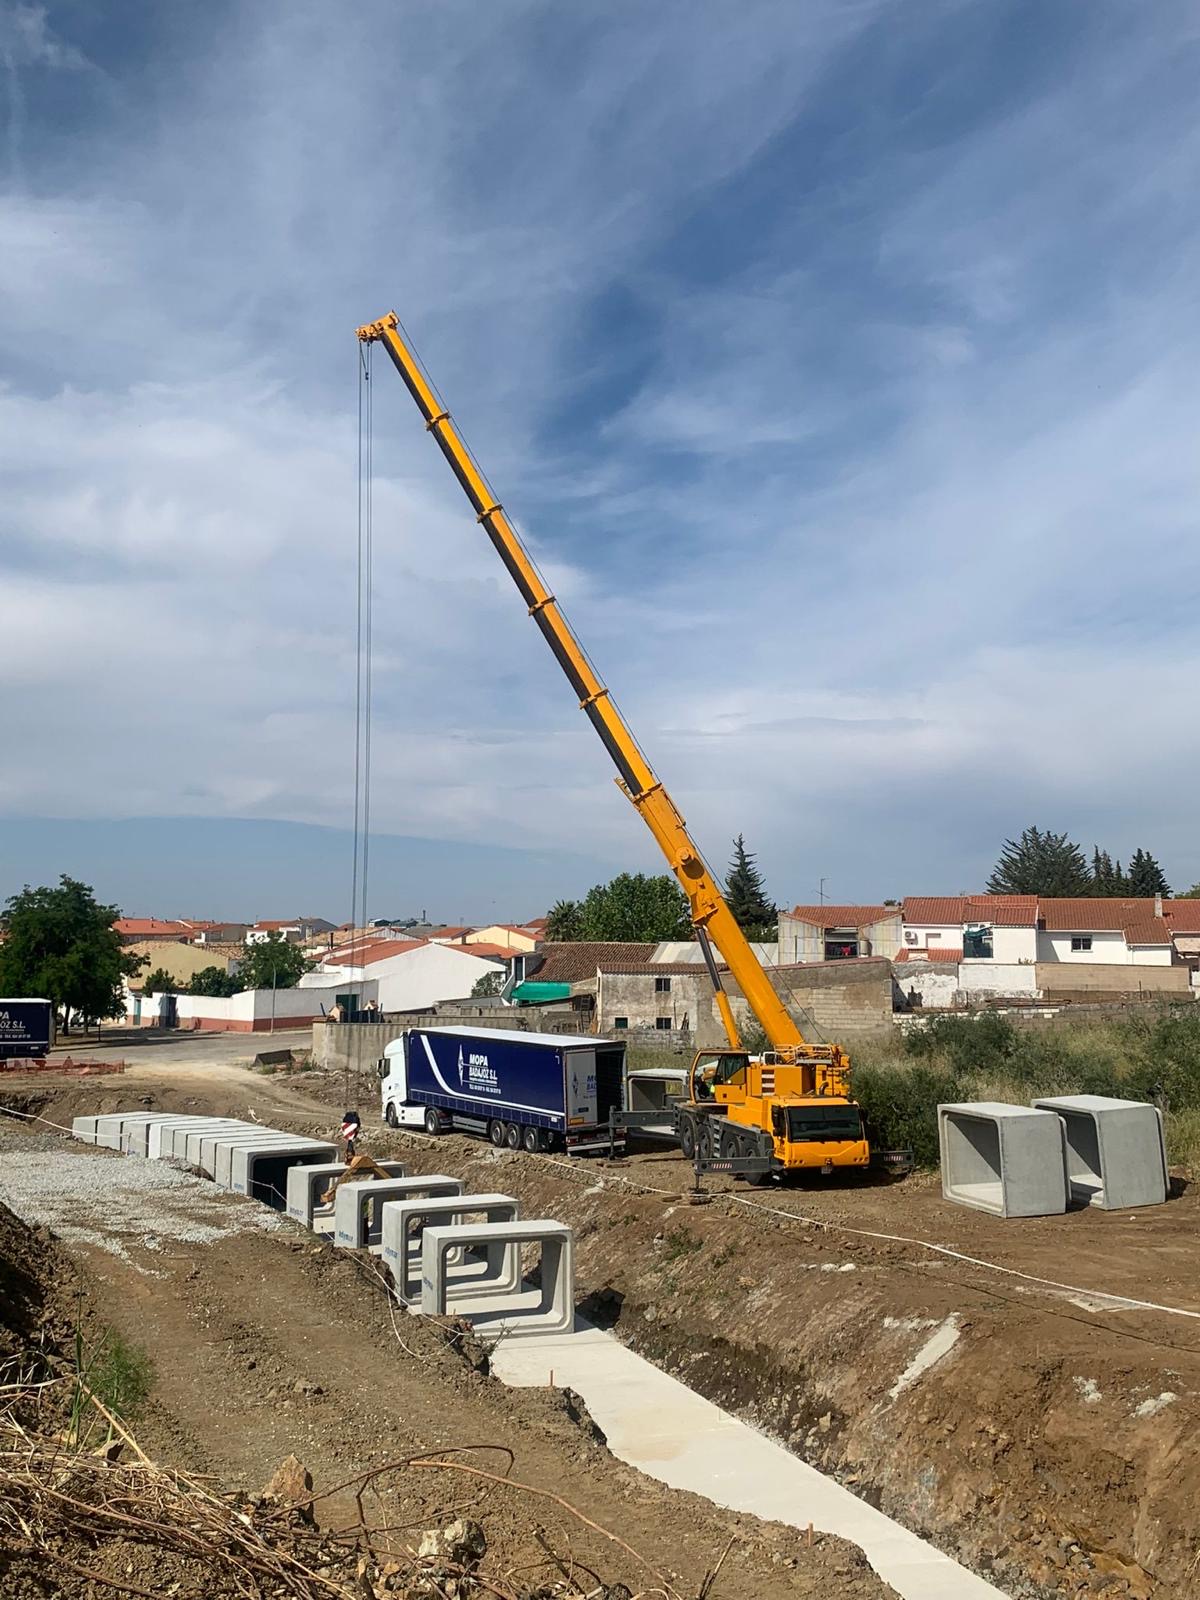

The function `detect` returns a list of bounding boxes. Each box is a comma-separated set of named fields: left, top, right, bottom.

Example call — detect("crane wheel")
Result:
left=697, top=1121, right=714, bottom=1161
left=718, top=1124, right=739, bottom=1159
left=679, top=1116, right=697, bottom=1160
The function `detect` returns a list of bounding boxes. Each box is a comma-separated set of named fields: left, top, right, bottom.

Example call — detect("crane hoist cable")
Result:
left=347, top=339, right=375, bottom=1106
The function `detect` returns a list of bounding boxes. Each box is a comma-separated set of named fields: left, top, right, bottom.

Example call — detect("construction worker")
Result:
left=339, top=1110, right=361, bottom=1160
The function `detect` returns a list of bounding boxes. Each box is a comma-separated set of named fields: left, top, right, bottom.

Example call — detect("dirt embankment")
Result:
left=10, top=1070, right=1200, bottom=1596
left=0, top=1119, right=893, bottom=1600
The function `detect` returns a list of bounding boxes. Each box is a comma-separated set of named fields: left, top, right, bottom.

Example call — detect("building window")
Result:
left=1071, top=935, right=1093, bottom=952
left=655, top=1016, right=672, bottom=1030
left=824, top=940, right=858, bottom=961
left=613, top=1016, right=628, bottom=1030
left=963, top=925, right=993, bottom=959
left=654, top=975, right=671, bottom=993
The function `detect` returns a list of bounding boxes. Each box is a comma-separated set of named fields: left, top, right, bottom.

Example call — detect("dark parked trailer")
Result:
left=0, top=998, right=53, bottom=1061
left=379, top=1025, right=625, bottom=1153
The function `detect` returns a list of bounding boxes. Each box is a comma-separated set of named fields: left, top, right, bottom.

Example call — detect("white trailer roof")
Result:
left=390, top=1024, right=611, bottom=1049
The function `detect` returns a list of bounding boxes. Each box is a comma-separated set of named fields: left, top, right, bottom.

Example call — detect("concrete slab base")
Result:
left=491, top=1321, right=1007, bottom=1600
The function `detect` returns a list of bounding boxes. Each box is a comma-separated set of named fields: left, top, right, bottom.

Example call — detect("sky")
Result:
left=2, top=0, right=1199, bottom=922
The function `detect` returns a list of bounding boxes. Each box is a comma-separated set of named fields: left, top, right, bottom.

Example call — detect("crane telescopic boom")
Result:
left=358, top=311, right=820, bottom=1062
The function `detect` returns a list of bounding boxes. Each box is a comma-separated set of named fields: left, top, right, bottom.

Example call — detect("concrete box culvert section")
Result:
left=381, top=1193, right=521, bottom=1306
left=71, top=1115, right=102, bottom=1144
left=333, top=1176, right=463, bottom=1250
left=91, top=1112, right=166, bottom=1151
left=212, top=1136, right=336, bottom=1202
left=206, top=1130, right=311, bottom=1187
left=938, top=1102, right=1068, bottom=1218
left=147, top=1117, right=253, bottom=1161
left=419, top=1219, right=575, bottom=1338
left=285, top=1160, right=410, bottom=1229
left=1032, top=1094, right=1168, bottom=1210
left=176, top=1120, right=262, bottom=1168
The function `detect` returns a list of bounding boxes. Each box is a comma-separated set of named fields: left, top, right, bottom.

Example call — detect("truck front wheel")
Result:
left=385, top=1103, right=399, bottom=1128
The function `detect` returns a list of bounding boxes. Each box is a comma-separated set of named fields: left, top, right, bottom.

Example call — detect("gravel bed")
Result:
left=0, top=1146, right=289, bottom=1272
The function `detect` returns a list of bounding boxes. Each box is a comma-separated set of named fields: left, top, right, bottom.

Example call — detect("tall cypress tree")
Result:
left=724, top=835, right=777, bottom=938
left=1126, top=848, right=1171, bottom=898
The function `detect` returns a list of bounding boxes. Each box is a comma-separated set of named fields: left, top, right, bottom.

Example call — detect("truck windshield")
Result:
left=786, top=1105, right=863, bottom=1143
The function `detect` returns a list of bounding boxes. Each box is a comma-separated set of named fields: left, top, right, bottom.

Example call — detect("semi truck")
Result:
left=379, top=1025, right=626, bottom=1154
left=0, top=998, right=53, bottom=1062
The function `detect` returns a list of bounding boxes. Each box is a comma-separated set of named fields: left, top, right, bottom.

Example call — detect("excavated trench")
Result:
left=7, top=1084, right=1198, bottom=1598
left=377, top=1137, right=1198, bottom=1600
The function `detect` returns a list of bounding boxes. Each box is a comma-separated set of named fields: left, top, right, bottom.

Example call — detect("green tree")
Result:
left=1090, top=848, right=1127, bottom=896
left=544, top=899, right=585, bottom=941
left=986, top=828, right=1092, bottom=896
left=1126, top=848, right=1171, bottom=898
left=0, top=876, right=144, bottom=1033
left=236, top=932, right=312, bottom=990
left=471, top=970, right=504, bottom=997
left=578, top=873, right=690, bottom=941
left=188, top=965, right=241, bottom=997
left=724, top=834, right=776, bottom=939
left=1178, top=883, right=1200, bottom=899
left=141, top=967, right=178, bottom=995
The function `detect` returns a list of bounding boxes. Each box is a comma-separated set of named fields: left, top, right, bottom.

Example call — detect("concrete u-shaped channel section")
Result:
left=70, top=1111, right=1010, bottom=1600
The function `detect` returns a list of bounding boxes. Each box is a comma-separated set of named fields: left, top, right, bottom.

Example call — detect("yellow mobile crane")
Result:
left=358, top=312, right=871, bottom=1183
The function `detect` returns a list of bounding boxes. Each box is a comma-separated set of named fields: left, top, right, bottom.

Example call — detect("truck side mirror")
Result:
left=377, top=1059, right=387, bottom=1079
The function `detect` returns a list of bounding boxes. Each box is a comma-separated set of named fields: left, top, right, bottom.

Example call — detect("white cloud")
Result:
left=1, top=1, right=1199, bottom=905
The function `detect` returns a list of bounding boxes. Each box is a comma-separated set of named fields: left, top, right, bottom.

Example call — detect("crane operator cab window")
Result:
left=692, top=1051, right=749, bottom=1100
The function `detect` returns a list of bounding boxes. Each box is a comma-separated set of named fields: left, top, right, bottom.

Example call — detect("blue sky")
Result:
left=2, top=1, right=1198, bottom=920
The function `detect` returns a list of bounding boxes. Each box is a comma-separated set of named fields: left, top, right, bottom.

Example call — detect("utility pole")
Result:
left=270, top=964, right=277, bottom=1034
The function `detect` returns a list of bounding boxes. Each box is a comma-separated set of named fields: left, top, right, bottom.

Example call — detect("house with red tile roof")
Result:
left=780, top=905, right=903, bottom=963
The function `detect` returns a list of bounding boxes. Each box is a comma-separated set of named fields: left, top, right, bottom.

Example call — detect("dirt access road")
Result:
left=0, top=1118, right=890, bottom=1600
left=6, top=1050, right=1200, bottom=1595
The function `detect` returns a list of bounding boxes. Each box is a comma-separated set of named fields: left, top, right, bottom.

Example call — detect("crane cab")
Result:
left=683, top=1049, right=869, bottom=1176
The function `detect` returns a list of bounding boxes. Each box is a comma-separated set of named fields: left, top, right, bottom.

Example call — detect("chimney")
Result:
left=1155, top=892, right=1163, bottom=917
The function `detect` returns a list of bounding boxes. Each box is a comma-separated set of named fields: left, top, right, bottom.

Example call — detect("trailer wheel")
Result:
left=678, top=1115, right=696, bottom=1160
left=505, top=1123, right=521, bottom=1150
left=385, top=1103, right=399, bottom=1129
left=424, top=1107, right=441, bottom=1136
left=522, top=1126, right=540, bottom=1154
left=488, top=1120, right=505, bottom=1147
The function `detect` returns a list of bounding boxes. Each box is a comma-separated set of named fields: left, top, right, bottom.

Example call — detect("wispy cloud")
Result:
left=1, top=0, right=1198, bottom=912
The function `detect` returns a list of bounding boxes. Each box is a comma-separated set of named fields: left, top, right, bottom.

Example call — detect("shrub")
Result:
left=855, top=1062, right=959, bottom=1168
left=904, top=1012, right=1017, bottom=1075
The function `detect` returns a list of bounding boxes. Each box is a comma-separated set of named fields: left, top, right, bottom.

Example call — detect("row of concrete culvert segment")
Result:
left=68, top=1112, right=575, bottom=1339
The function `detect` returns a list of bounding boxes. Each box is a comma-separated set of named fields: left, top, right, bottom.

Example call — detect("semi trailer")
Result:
left=379, top=1025, right=626, bottom=1154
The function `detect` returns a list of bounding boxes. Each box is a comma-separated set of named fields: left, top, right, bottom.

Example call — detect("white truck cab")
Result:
left=379, top=1035, right=439, bottom=1133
